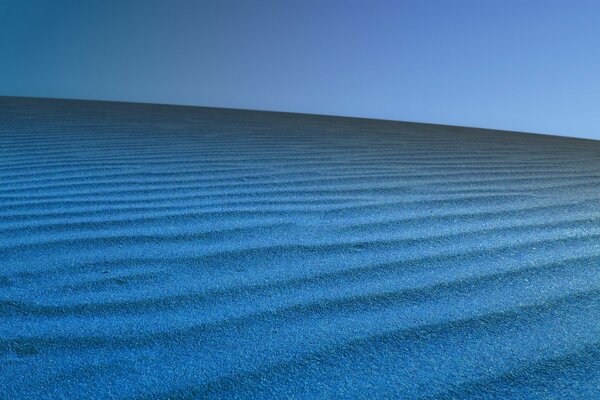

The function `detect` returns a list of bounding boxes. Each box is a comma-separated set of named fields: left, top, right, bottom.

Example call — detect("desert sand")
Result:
left=1, top=97, right=600, bottom=398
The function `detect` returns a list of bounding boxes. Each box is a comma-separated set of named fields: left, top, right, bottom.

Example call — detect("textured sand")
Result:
left=1, top=97, right=600, bottom=399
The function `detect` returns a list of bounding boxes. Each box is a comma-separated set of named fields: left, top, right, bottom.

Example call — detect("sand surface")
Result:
left=2, top=97, right=600, bottom=399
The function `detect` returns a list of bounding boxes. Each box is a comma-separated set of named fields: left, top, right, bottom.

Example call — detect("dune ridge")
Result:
left=1, top=96, right=600, bottom=399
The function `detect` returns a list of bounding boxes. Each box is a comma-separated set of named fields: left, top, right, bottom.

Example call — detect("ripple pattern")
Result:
left=2, top=97, right=600, bottom=399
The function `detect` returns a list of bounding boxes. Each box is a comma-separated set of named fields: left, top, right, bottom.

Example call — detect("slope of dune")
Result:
left=1, top=96, right=600, bottom=399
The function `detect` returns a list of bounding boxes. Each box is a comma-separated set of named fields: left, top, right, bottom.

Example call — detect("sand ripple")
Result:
left=2, top=97, right=600, bottom=399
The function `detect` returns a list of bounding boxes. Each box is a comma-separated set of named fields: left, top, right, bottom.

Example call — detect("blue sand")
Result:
left=1, top=96, right=600, bottom=399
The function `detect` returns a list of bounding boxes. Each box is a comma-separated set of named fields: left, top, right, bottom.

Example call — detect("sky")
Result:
left=1, top=0, right=600, bottom=139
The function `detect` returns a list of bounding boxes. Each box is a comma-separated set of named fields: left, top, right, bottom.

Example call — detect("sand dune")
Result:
left=1, top=96, right=600, bottom=399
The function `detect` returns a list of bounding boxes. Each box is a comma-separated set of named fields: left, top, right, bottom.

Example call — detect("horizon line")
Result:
left=2, top=94, right=597, bottom=143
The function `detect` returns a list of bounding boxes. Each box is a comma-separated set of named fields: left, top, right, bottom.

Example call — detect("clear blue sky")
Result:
left=1, top=0, right=600, bottom=139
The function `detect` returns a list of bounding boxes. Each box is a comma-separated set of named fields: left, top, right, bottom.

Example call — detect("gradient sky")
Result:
left=1, top=0, right=600, bottom=139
